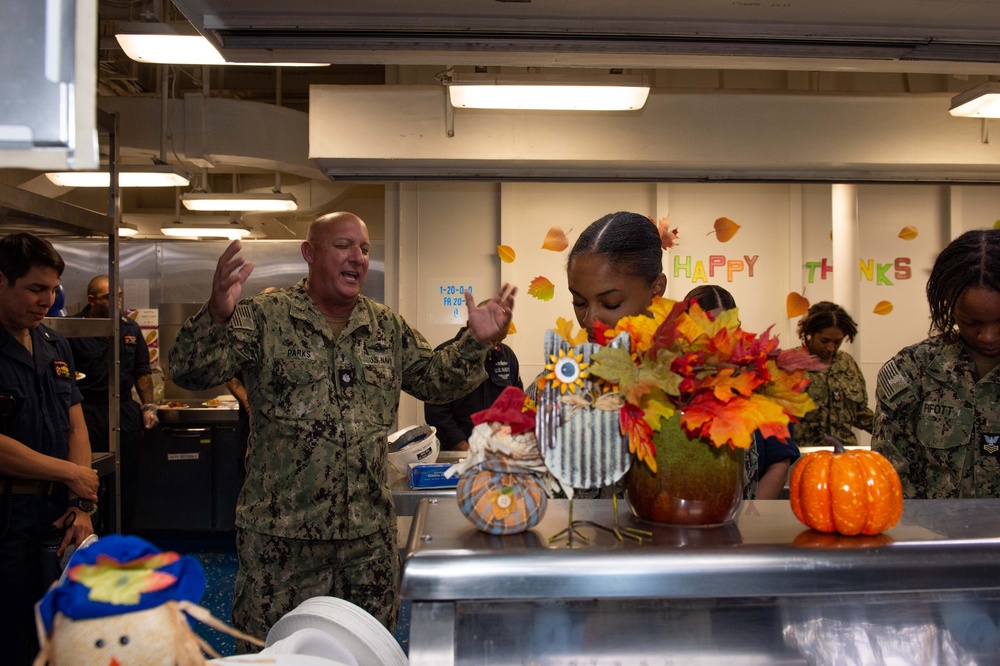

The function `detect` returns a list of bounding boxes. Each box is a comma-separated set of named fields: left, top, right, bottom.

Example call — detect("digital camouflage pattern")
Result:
left=169, top=280, right=490, bottom=540
left=231, top=526, right=398, bottom=653
left=797, top=350, right=874, bottom=448
left=872, top=335, right=1000, bottom=498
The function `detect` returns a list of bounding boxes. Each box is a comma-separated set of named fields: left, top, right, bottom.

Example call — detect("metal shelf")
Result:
left=2, top=108, right=124, bottom=532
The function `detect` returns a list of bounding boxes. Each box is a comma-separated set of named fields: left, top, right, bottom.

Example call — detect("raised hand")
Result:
left=209, top=240, right=255, bottom=324
left=466, top=283, right=516, bottom=345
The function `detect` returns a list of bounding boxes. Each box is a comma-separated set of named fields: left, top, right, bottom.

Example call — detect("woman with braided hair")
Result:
left=795, top=301, right=874, bottom=448
left=872, top=228, right=1000, bottom=498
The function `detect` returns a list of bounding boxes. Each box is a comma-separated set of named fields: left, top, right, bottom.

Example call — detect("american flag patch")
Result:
left=231, top=303, right=254, bottom=331
left=877, top=359, right=909, bottom=399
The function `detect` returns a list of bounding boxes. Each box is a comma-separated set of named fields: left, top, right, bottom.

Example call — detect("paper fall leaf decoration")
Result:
left=786, top=292, right=810, bottom=318
left=873, top=300, right=894, bottom=315
left=497, top=245, right=516, bottom=263
left=898, top=226, right=918, bottom=240
left=507, top=320, right=517, bottom=335
left=541, top=227, right=570, bottom=252
left=527, top=276, right=555, bottom=301
left=711, top=217, right=741, bottom=242
left=657, top=216, right=680, bottom=249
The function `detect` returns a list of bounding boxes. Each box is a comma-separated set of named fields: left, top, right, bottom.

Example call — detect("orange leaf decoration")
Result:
left=681, top=392, right=789, bottom=450
left=541, top=227, right=569, bottom=252
left=657, top=216, right=680, bottom=249
left=622, top=404, right=657, bottom=473
left=786, top=292, right=810, bottom=318
left=873, top=300, right=893, bottom=315
left=555, top=317, right=588, bottom=346
left=589, top=294, right=820, bottom=476
left=898, top=226, right=918, bottom=240
left=761, top=362, right=817, bottom=420
left=497, top=245, right=516, bottom=263
left=506, top=320, right=517, bottom=335
left=711, top=217, right=741, bottom=242
left=527, top=276, right=555, bottom=301
left=700, top=367, right=762, bottom=402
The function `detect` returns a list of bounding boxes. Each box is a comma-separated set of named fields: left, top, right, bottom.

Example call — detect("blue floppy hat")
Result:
left=36, top=534, right=206, bottom=635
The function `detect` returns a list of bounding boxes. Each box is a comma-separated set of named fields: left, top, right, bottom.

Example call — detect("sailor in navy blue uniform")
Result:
left=0, top=233, right=98, bottom=665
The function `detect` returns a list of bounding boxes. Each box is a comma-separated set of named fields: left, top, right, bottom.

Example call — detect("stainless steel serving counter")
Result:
left=390, top=450, right=462, bottom=550
left=401, top=499, right=1000, bottom=665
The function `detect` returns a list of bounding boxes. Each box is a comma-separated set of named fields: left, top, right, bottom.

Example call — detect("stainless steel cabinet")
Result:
left=401, top=499, right=1000, bottom=665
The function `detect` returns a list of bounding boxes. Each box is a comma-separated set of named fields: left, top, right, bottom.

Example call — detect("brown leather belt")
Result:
left=5, top=479, right=59, bottom=495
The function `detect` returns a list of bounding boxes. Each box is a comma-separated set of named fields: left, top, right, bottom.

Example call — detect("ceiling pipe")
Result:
left=275, top=67, right=284, bottom=195
left=160, top=65, right=168, bottom=163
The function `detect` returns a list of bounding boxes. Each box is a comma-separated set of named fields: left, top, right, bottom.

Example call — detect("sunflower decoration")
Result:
left=541, top=347, right=590, bottom=395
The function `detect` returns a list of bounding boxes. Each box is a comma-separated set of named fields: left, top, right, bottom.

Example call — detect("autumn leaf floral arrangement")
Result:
left=587, top=297, right=824, bottom=473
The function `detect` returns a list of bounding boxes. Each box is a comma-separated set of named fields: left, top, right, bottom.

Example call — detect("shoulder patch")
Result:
left=877, top=359, right=909, bottom=400
left=230, top=303, right=255, bottom=331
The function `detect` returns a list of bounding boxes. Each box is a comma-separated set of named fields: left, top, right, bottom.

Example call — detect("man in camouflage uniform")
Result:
left=169, top=212, right=516, bottom=651
left=873, top=336, right=1000, bottom=498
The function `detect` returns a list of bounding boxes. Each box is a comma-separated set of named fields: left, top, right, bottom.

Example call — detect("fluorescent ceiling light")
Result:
left=161, top=224, right=252, bottom=240
left=180, top=192, right=298, bottom=212
left=118, top=223, right=138, bottom=237
left=446, top=73, right=650, bottom=111
left=115, top=22, right=328, bottom=67
left=949, top=81, right=1000, bottom=118
left=45, top=165, right=191, bottom=187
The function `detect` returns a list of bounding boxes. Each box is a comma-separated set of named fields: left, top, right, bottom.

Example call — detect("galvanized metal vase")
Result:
left=625, top=413, right=745, bottom=526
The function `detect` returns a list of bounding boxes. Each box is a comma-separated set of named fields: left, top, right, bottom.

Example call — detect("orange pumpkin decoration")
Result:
left=789, top=443, right=903, bottom=536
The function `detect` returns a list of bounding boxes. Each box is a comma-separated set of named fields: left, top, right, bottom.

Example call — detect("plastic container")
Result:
left=387, top=425, right=439, bottom=475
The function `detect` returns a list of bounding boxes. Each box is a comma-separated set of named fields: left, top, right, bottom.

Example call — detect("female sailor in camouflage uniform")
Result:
left=872, top=228, right=1000, bottom=498
left=169, top=212, right=516, bottom=651
left=796, top=302, right=874, bottom=448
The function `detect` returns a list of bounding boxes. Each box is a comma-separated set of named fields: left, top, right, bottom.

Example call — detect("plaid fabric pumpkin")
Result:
left=456, top=462, right=548, bottom=535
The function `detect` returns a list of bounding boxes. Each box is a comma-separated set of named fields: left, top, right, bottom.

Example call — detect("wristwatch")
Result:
left=68, top=498, right=98, bottom=515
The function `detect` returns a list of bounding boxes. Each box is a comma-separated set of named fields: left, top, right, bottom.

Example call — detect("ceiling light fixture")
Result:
left=118, top=222, right=138, bottom=237
left=180, top=192, right=298, bottom=212
left=949, top=81, right=1000, bottom=118
left=160, top=223, right=252, bottom=240
left=115, top=22, right=328, bottom=67
left=45, top=165, right=191, bottom=188
left=444, top=72, right=650, bottom=111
